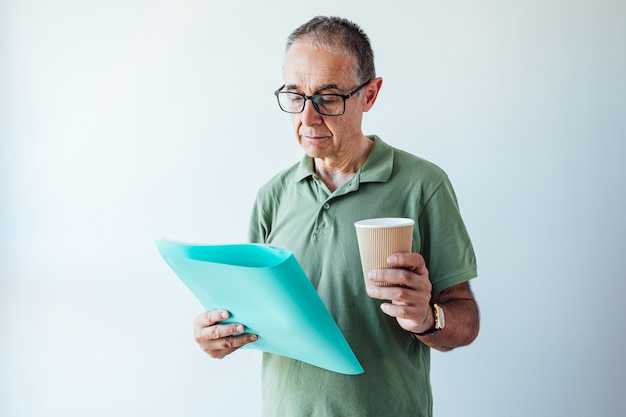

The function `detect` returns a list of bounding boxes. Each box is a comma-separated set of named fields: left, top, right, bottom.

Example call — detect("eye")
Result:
left=288, top=94, right=304, bottom=104
left=317, top=95, right=340, bottom=105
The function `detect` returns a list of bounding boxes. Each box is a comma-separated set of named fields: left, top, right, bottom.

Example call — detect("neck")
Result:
left=314, top=136, right=373, bottom=192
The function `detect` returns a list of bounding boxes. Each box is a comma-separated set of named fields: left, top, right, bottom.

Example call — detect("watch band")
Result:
left=414, top=303, right=444, bottom=337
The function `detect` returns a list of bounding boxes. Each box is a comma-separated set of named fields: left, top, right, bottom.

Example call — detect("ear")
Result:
left=362, top=77, right=383, bottom=112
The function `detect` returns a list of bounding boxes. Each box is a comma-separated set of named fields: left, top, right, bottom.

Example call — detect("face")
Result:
left=281, top=42, right=375, bottom=161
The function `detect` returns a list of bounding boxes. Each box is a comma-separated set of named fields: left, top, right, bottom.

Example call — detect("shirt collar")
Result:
left=293, top=135, right=394, bottom=184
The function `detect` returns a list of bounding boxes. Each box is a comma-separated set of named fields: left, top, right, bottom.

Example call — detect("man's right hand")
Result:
left=193, top=310, right=258, bottom=359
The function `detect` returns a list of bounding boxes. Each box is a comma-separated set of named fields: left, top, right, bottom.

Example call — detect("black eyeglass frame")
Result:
left=274, top=78, right=373, bottom=116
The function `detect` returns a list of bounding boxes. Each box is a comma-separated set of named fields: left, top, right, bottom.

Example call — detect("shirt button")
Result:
left=323, top=203, right=330, bottom=210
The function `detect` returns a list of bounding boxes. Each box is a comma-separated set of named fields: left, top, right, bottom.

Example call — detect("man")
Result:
left=194, top=16, right=479, bottom=416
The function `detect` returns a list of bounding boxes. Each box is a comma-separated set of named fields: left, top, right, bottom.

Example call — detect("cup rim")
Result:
left=354, top=217, right=415, bottom=228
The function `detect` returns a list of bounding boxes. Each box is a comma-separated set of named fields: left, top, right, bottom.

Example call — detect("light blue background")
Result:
left=1, top=1, right=625, bottom=416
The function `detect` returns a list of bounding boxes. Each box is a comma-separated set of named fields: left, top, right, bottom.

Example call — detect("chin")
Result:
left=300, top=142, right=330, bottom=159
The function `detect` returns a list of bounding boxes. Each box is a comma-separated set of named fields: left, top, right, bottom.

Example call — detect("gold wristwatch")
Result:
left=415, top=303, right=445, bottom=336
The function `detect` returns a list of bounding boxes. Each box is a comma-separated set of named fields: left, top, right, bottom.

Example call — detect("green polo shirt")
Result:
left=249, top=135, right=477, bottom=417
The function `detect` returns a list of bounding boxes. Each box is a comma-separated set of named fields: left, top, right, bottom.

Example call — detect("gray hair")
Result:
left=285, top=16, right=376, bottom=84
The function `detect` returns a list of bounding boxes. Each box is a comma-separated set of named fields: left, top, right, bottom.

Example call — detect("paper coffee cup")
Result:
left=354, top=218, right=415, bottom=287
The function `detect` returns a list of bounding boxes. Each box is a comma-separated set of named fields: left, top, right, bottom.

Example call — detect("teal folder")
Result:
left=156, top=239, right=364, bottom=375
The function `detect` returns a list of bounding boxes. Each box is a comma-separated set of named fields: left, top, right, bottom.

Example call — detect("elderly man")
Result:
left=194, top=16, right=479, bottom=417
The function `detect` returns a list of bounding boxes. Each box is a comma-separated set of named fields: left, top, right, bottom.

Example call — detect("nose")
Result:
left=300, top=99, right=323, bottom=126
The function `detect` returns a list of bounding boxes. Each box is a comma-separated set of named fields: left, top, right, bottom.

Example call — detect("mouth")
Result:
left=300, top=132, right=329, bottom=141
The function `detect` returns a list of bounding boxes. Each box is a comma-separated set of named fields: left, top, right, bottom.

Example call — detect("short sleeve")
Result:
left=418, top=176, right=477, bottom=293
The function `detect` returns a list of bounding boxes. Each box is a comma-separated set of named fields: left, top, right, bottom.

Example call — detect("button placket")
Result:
left=313, top=197, right=334, bottom=238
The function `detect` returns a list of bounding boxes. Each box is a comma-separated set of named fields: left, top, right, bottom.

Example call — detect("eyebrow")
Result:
left=283, top=83, right=341, bottom=94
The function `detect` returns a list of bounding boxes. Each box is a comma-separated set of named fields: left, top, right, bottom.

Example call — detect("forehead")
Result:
left=282, top=42, right=356, bottom=90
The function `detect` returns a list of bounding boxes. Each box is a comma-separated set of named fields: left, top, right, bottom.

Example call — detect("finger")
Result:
left=204, top=333, right=259, bottom=358
left=387, top=253, right=428, bottom=275
left=203, top=322, right=246, bottom=341
left=194, top=309, right=229, bottom=331
left=368, top=268, right=430, bottom=290
left=366, top=284, right=427, bottom=305
left=366, top=284, right=411, bottom=302
left=367, top=278, right=433, bottom=311
left=367, top=269, right=410, bottom=288
left=215, top=333, right=258, bottom=350
left=195, top=321, right=256, bottom=343
left=379, top=301, right=420, bottom=318
left=200, top=332, right=259, bottom=359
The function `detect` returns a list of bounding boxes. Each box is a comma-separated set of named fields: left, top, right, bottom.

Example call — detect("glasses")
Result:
left=274, top=79, right=373, bottom=116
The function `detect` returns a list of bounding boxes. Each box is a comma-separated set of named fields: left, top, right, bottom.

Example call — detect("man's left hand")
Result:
left=365, top=252, right=434, bottom=334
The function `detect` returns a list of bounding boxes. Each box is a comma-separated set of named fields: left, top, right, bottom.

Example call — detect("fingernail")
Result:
left=221, top=311, right=229, bottom=319
left=250, top=334, right=258, bottom=342
left=236, top=325, right=244, bottom=333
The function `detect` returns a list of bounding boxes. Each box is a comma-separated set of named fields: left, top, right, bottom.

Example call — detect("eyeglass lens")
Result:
left=277, top=93, right=345, bottom=116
